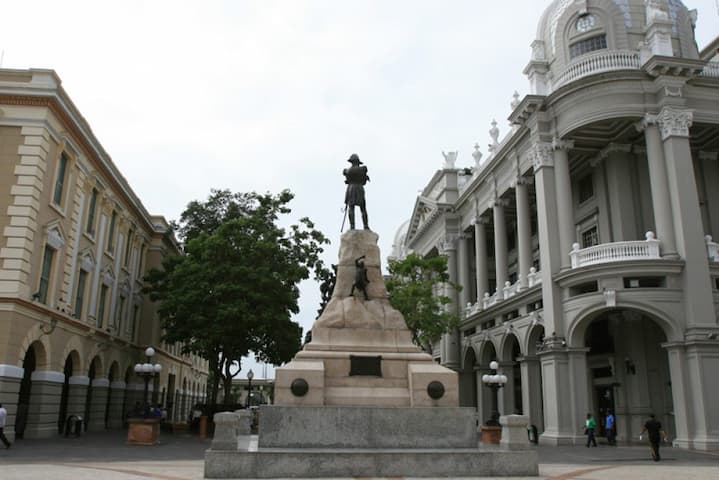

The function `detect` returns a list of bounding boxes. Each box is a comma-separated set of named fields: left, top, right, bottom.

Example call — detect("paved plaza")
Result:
left=0, top=431, right=718, bottom=480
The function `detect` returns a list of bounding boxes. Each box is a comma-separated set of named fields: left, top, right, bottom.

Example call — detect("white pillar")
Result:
left=492, top=201, right=508, bottom=298
left=515, top=178, right=532, bottom=290
left=553, top=138, right=575, bottom=270
left=473, top=216, right=490, bottom=299
left=439, top=236, right=460, bottom=369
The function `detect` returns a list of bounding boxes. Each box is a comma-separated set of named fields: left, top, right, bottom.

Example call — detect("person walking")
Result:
left=605, top=410, right=616, bottom=445
left=0, top=403, right=12, bottom=449
left=640, top=413, right=668, bottom=461
left=585, top=413, right=597, bottom=447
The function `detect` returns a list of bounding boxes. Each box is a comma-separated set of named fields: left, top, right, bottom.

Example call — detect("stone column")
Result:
left=602, top=144, right=638, bottom=241
left=500, top=361, right=515, bottom=416
left=24, top=370, right=65, bottom=439
left=553, top=138, right=575, bottom=270
left=636, top=114, right=678, bottom=257
left=107, top=381, right=126, bottom=428
left=519, top=356, right=544, bottom=432
left=699, top=152, right=719, bottom=238
left=657, top=107, right=716, bottom=328
left=530, top=141, right=564, bottom=335
left=87, top=378, right=109, bottom=431
left=514, top=178, right=532, bottom=290
left=492, top=200, right=508, bottom=298
left=0, top=365, right=23, bottom=442
left=473, top=216, right=490, bottom=299
left=457, top=234, right=472, bottom=308
left=67, top=376, right=89, bottom=424
left=439, top=236, right=460, bottom=369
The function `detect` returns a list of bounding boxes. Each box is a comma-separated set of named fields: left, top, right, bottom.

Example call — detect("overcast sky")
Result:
left=2, top=1, right=717, bottom=379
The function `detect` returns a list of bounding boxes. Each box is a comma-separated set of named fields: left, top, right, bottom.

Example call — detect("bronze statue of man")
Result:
left=343, top=154, right=370, bottom=230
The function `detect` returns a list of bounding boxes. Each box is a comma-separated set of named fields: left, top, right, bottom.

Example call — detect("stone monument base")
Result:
left=204, top=407, right=539, bottom=478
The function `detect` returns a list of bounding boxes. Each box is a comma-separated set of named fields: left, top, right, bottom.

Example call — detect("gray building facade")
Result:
left=395, top=0, right=719, bottom=450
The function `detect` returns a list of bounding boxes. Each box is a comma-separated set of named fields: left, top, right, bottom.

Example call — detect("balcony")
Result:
left=706, top=236, right=719, bottom=262
left=700, top=62, right=719, bottom=78
left=570, top=232, right=660, bottom=269
left=464, top=268, right=542, bottom=317
left=554, top=50, right=640, bottom=90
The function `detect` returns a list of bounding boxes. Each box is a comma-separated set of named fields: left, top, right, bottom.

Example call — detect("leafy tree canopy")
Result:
left=144, top=189, right=329, bottom=405
left=386, top=253, right=461, bottom=350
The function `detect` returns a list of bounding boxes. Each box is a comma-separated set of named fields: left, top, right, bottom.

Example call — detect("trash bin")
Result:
left=527, top=424, right=538, bottom=444
left=64, top=415, right=83, bottom=437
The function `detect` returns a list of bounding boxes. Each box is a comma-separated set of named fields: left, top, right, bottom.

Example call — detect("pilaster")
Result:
left=519, top=356, right=544, bottom=432
left=24, top=370, right=64, bottom=439
left=492, top=200, right=509, bottom=299
left=473, top=216, right=490, bottom=300
left=552, top=138, right=575, bottom=271
left=87, top=378, right=110, bottom=431
left=0, top=126, right=51, bottom=297
left=514, top=178, right=532, bottom=290
left=657, top=107, right=715, bottom=327
left=438, top=236, right=460, bottom=369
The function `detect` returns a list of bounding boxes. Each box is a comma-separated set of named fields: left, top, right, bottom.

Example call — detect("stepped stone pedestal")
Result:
left=205, top=230, right=538, bottom=478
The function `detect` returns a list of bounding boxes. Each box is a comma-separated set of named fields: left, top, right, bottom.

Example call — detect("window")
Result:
left=74, top=270, right=88, bottom=319
left=97, top=285, right=108, bottom=328
left=582, top=226, right=599, bottom=248
left=578, top=174, right=594, bottom=203
left=53, top=153, right=69, bottom=206
left=569, top=34, right=607, bottom=59
left=37, top=245, right=55, bottom=304
left=86, top=188, right=98, bottom=235
left=131, top=305, right=140, bottom=339
left=115, top=295, right=126, bottom=331
left=107, top=211, right=117, bottom=253
left=124, top=229, right=133, bottom=267
left=138, top=243, right=146, bottom=274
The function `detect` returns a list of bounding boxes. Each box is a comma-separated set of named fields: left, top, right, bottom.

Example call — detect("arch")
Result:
left=499, top=332, right=522, bottom=362
left=108, top=361, right=120, bottom=381
left=460, top=343, right=480, bottom=370
left=568, top=302, right=681, bottom=347
left=16, top=326, right=51, bottom=369
left=525, top=323, right=546, bottom=356
left=88, top=355, right=103, bottom=378
left=60, top=337, right=85, bottom=374
left=459, top=345, right=478, bottom=408
left=478, top=339, right=498, bottom=365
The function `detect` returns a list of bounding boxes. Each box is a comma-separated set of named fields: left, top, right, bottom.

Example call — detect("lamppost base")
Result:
left=127, top=417, right=161, bottom=445
left=480, top=424, right=502, bottom=445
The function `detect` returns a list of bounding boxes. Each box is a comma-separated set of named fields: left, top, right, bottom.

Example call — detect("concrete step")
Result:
left=324, top=377, right=408, bottom=388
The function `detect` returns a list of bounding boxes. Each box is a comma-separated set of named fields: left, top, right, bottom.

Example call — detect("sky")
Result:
left=2, top=1, right=717, bottom=379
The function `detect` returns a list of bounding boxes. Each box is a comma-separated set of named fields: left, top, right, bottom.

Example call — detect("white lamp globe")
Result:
left=145, top=346, right=155, bottom=357
left=482, top=374, right=490, bottom=383
left=153, top=364, right=162, bottom=373
left=489, top=361, right=499, bottom=370
left=134, top=363, right=142, bottom=373
left=500, top=374, right=508, bottom=384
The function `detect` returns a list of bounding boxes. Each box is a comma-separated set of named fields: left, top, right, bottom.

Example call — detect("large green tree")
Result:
left=144, top=189, right=328, bottom=407
left=385, top=253, right=461, bottom=351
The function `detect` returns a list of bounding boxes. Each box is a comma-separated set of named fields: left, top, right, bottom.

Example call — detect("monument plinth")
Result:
left=205, top=228, right=538, bottom=478
left=274, top=229, right=458, bottom=408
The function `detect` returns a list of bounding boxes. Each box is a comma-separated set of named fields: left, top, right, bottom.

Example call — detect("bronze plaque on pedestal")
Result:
left=349, top=355, right=382, bottom=376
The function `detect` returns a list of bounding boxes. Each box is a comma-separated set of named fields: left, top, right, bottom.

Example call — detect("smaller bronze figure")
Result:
left=343, top=154, right=370, bottom=230
left=350, top=255, right=370, bottom=301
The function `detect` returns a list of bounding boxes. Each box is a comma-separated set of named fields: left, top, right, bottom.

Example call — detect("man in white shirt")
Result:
left=0, top=403, right=11, bottom=448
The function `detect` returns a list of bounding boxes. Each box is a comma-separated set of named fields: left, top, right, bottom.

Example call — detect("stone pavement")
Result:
left=0, top=430, right=718, bottom=480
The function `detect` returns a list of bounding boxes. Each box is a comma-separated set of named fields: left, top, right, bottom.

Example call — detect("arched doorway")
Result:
left=576, top=308, right=674, bottom=443
left=500, top=333, right=522, bottom=415
left=16, top=343, right=41, bottom=438
left=477, top=340, right=498, bottom=424
left=459, top=347, right=478, bottom=408
left=57, top=353, right=77, bottom=434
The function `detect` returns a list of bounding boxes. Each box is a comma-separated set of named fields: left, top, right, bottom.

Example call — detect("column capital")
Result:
left=551, top=137, right=574, bottom=151
left=510, top=175, right=534, bottom=188
left=529, top=142, right=554, bottom=171
left=438, top=235, right=459, bottom=254
left=635, top=113, right=659, bottom=132
left=472, top=215, right=491, bottom=226
left=656, top=106, right=693, bottom=140
left=488, top=198, right=509, bottom=210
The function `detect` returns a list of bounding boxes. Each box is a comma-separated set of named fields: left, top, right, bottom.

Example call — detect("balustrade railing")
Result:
left=701, top=62, right=719, bottom=78
left=570, top=232, right=660, bottom=268
left=463, top=271, right=542, bottom=317
left=706, top=235, right=719, bottom=262
left=554, top=50, right=640, bottom=90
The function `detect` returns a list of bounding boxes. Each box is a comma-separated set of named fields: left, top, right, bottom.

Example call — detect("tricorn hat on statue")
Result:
left=347, top=153, right=363, bottom=165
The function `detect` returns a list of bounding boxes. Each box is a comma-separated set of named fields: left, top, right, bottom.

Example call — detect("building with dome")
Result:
left=397, top=0, right=719, bottom=449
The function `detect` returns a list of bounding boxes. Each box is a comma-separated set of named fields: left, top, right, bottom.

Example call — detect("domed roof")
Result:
left=527, top=0, right=699, bottom=92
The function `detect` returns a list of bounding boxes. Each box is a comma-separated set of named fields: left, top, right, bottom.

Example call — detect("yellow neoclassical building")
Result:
left=0, top=68, right=209, bottom=440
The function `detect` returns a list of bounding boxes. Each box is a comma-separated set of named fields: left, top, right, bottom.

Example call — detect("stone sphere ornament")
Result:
left=290, top=378, right=309, bottom=397
left=427, top=380, right=445, bottom=399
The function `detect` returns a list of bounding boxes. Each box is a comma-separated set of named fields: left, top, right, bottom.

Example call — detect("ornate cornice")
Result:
left=656, top=107, right=693, bottom=140
left=438, top=235, right=459, bottom=254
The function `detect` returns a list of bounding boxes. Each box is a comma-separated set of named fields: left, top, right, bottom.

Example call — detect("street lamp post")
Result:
left=246, top=369, right=254, bottom=408
left=481, top=360, right=507, bottom=426
left=134, top=346, right=162, bottom=412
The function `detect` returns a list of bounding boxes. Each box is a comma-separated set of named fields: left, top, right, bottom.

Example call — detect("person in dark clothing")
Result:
left=640, top=413, right=668, bottom=461
left=342, top=154, right=370, bottom=230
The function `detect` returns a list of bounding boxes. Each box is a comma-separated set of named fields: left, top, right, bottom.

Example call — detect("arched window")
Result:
left=568, top=13, right=607, bottom=60
left=570, top=34, right=608, bottom=58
